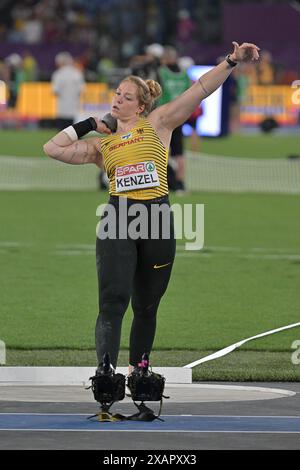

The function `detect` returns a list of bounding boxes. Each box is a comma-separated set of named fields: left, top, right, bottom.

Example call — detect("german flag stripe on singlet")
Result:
left=99, top=117, right=169, bottom=200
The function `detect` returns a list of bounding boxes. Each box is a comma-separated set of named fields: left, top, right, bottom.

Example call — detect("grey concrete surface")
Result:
left=0, top=382, right=295, bottom=403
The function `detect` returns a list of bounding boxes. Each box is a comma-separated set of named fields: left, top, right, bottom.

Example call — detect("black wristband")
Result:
left=225, top=54, right=237, bottom=67
left=72, top=117, right=97, bottom=138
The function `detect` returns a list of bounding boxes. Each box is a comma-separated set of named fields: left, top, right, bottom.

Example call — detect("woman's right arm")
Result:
left=43, top=117, right=111, bottom=166
left=43, top=132, right=101, bottom=165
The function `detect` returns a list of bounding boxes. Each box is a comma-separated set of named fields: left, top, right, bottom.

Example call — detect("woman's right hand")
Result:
left=93, top=117, right=112, bottom=135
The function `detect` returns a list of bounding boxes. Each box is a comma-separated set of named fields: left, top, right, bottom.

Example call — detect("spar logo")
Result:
left=145, top=162, right=155, bottom=172
left=116, top=162, right=146, bottom=177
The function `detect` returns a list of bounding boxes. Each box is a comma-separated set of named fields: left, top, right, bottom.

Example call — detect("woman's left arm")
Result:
left=151, top=42, right=260, bottom=131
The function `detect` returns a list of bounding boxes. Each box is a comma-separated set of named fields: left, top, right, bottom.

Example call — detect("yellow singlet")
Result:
left=100, top=117, right=169, bottom=200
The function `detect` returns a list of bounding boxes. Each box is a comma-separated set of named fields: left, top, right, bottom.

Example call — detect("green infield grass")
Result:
left=0, top=189, right=299, bottom=381
left=0, top=128, right=300, bottom=159
left=1, top=129, right=300, bottom=381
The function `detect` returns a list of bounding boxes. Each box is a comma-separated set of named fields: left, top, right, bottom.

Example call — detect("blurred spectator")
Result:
left=77, top=47, right=98, bottom=81
left=176, top=9, right=196, bottom=44
left=22, top=50, right=39, bottom=81
left=3, top=50, right=39, bottom=109
left=144, top=43, right=164, bottom=79
left=178, top=55, right=194, bottom=72
left=22, top=12, right=43, bottom=44
left=228, top=61, right=258, bottom=134
left=5, top=53, right=25, bottom=107
left=257, top=50, right=275, bottom=85
left=186, top=104, right=203, bottom=150
left=225, top=66, right=239, bottom=135
left=97, top=56, right=116, bottom=83
left=130, top=43, right=164, bottom=81
left=158, top=46, right=191, bottom=192
left=51, top=52, right=85, bottom=130
left=43, top=18, right=64, bottom=44
left=145, top=43, right=164, bottom=59
left=178, top=55, right=203, bottom=151
left=0, top=57, right=10, bottom=82
left=277, top=67, right=299, bottom=86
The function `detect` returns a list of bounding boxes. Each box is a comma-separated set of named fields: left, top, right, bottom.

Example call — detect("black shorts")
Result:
left=170, top=126, right=183, bottom=157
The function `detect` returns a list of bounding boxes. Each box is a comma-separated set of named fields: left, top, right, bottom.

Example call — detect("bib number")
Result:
left=115, top=161, right=160, bottom=193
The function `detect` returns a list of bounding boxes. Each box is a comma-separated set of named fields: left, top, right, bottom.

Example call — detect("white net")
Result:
left=185, top=151, right=300, bottom=194
left=0, top=156, right=99, bottom=191
left=0, top=153, right=299, bottom=193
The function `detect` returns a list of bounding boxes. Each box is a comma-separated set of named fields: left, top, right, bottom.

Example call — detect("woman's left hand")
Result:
left=230, top=41, right=260, bottom=63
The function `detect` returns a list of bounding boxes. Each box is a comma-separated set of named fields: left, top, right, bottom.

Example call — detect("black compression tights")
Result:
left=95, top=196, right=176, bottom=368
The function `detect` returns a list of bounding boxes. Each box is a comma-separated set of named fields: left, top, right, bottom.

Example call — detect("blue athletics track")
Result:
left=0, top=382, right=300, bottom=450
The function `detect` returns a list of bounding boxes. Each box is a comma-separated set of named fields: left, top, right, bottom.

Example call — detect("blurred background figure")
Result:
left=257, top=50, right=276, bottom=85
left=51, top=51, right=85, bottom=130
left=130, top=43, right=164, bottom=81
left=4, top=53, right=24, bottom=108
left=21, top=11, right=43, bottom=45
left=178, top=55, right=203, bottom=152
left=97, top=56, right=116, bottom=84
left=158, top=46, right=191, bottom=192
left=22, top=50, right=39, bottom=81
left=176, top=8, right=197, bottom=46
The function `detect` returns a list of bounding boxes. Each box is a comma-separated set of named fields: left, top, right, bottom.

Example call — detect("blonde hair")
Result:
left=121, top=75, right=162, bottom=116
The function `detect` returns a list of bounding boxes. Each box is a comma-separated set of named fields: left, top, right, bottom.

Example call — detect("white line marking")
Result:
left=184, top=322, right=300, bottom=368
